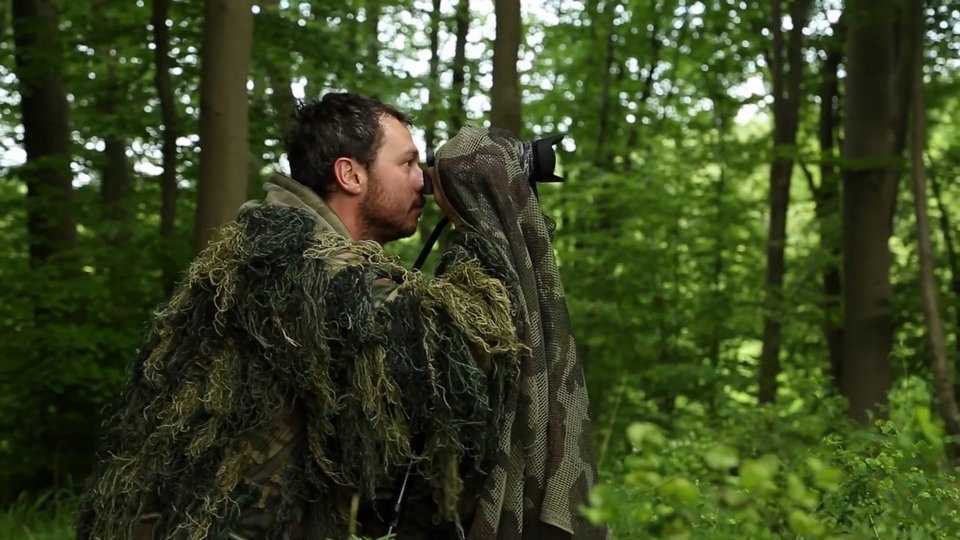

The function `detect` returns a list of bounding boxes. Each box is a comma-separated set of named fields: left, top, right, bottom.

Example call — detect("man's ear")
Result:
left=332, top=157, right=366, bottom=196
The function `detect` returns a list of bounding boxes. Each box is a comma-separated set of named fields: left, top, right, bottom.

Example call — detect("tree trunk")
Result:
left=624, top=14, right=663, bottom=160
left=929, top=163, right=960, bottom=368
left=153, top=0, right=181, bottom=293
left=11, top=0, right=76, bottom=269
left=840, top=0, right=919, bottom=423
left=814, top=17, right=845, bottom=388
left=908, top=0, right=960, bottom=456
left=424, top=0, right=441, bottom=150
left=193, top=0, right=254, bottom=254
left=709, top=91, right=728, bottom=405
left=758, top=0, right=811, bottom=404
left=0, top=0, right=9, bottom=52
left=261, top=0, right=296, bottom=143
left=97, top=58, right=133, bottom=247
left=417, top=0, right=444, bottom=249
left=490, top=0, right=521, bottom=136
left=365, top=0, right=380, bottom=69
left=449, top=0, right=469, bottom=134
left=595, top=0, right=620, bottom=166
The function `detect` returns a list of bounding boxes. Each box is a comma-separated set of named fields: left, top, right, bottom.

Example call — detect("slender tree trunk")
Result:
left=424, top=0, right=441, bottom=150
left=840, top=0, right=919, bottom=423
left=90, top=0, right=132, bottom=233
left=758, top=0, right=811, bottom=403
left=193, top=0, right=254, bottom=254
left=449, top=0, right=469, bottom=134
left=261, top=0, right=296, bottom=142
left=908, top=1, right=960, bottom=456
left=12, top=0, right=76, bottom=269
left=0, top=0, right=7, bottom=44
left=490, top=0, right=521, bottom=136
left=929, top=164, right=960, bottom=368
left=98, top=59, right=133, bottom=247
left=247, top=81, right=267, bottom=191
left=624, top=14, right=663, bottom=159
left=595, top=0, right=620, bottom=165
left=418, top=0, right=444, bottom=249
left=709, top=92, right=728, bottom=384
left=365, top=0, right=380, bottom=69
left=268, top=69, right=297, bottom=140
left=814, top=18, right=845, bottom=388
left=153, top=0, right=181, bottom=293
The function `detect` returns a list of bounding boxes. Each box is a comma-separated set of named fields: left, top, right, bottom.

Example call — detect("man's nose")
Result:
left=415, top=166, right=425, bottom=193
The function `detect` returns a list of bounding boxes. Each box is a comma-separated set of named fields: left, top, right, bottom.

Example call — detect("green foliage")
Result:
left=0, top=492, right=74, bottom=540
left=586, top=377, right=960, bottom=539
left=0, top=179, right=193, bottom=501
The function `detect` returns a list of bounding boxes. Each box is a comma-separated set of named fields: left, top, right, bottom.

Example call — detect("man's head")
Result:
left=285, top=93, right=424, bottom=243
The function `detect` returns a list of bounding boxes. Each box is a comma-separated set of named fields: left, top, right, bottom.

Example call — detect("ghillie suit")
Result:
left=77, top=127, right=602, bottom=539
left=434, top=127, right=603, bottom=540
left=77, top=176, right=522, bottom=539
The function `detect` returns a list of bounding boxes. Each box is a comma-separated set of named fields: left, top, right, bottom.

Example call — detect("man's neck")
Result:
left=325, top=193, right=363, bottom=242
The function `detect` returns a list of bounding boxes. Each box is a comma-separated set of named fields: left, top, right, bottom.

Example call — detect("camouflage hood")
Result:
left=242, top=173, right=353, bottom=239
left=435, top=126, right=604, bottom=539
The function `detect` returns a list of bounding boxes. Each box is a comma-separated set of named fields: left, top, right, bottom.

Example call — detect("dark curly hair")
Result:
left=285, top=93, right=411, bottom=198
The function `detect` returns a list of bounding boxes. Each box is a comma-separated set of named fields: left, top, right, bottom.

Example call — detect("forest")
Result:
left=2, top=0, right=960, bottom=538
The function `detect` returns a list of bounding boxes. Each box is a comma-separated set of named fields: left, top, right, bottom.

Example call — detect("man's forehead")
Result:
left=378, top=115, right=417, bottom=153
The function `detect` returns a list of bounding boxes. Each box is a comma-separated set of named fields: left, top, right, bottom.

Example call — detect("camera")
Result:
left=422, top=131, right=565, bottom=195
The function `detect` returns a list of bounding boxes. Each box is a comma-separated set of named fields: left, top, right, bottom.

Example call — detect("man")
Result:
left=77, top=93, right=601, bottom=539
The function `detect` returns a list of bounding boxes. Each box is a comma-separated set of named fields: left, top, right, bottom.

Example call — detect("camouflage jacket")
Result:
left=76, top=175, right=522, bottom=539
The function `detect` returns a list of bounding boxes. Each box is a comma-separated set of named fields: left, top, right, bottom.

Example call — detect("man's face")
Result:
left=360, top=115, right=425, bottom=243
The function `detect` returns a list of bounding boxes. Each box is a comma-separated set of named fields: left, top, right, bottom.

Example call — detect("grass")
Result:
left=0, top=492, right=74, bottom=540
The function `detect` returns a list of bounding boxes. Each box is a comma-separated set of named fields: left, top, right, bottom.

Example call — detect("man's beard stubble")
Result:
left=360, top=173, right=419, bottom=244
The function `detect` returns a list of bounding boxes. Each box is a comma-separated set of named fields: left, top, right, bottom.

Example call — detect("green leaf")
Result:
left=626, top=422, right=666, bottom=448
left=786, top=473, right=819, bottom=510
left=704, top=444, right=740, bottom=471
left=788, top=509, right=824, bottom=536
left=719, top=488, right=748, bottom=508
left=807, top=458, right=842, bottom=491
left=658, top=477, right=700, bottom=504
left=740, top=455, right=779, bottom=494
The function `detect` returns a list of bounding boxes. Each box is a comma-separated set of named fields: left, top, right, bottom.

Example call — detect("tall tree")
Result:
left=88, top=0, right=135, bottom=252
left=594, top=0, right=621, bottom=166
left=0, top=0, right=7, bottom=44
left=808, top=16, right=846, bottom=388
left=365, top=0, right=380, bottom=69
left=9, top=0, right=82, bottom=499
left=417, top=0, right=445, bottom=249
left=490, top=0, right=521, bottom=135
left=840, top=0, right=920, bottom=423
left=758, top=0, right=812, bottom=403
left=907, top=0, right=960, bottom=457
left=424, top=0, right=442, bottom=150
left=11, top=0, right=76, bottom=268
left=193, top=0, right=254, bottom=253
left=153, top=0, right=182, bottom=293
left=929, top=163, right=960, bottom=365
left=449, top=0, right=469, bottom=133
left=261, top=0, right=296, bottom=141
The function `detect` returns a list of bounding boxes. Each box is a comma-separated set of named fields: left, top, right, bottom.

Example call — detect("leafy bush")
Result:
left=586, top=377, right=960, bottom=539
